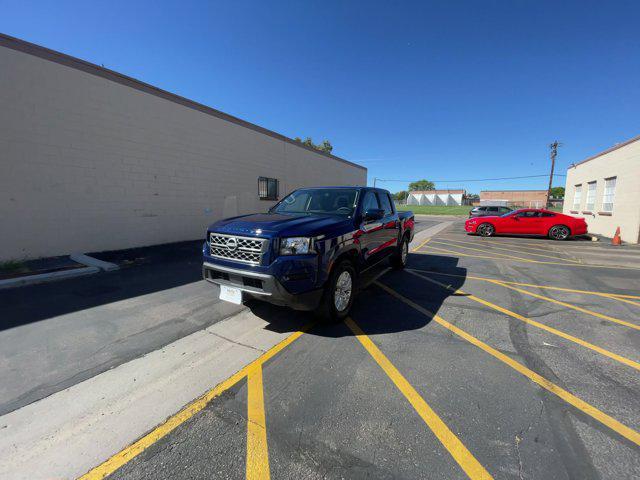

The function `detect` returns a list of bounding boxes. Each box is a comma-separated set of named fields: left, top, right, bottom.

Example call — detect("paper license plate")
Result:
left=219, top=285, right=242, bottom=304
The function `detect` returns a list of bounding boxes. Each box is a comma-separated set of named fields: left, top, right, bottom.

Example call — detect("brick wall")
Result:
left=480, top=190, right=548, bottom=208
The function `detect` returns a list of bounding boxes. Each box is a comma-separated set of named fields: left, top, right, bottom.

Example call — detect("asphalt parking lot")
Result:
left=79, top=220, right=640, bottom=480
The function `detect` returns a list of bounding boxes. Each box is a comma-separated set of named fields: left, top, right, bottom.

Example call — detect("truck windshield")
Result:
left=271, top=188, right=359, bottom=217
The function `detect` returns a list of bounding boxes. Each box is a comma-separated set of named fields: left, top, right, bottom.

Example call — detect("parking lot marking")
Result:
left=435, top=238, right=582, bottom=263
left=408, top=271, right=640, bottom=371
left=430, top=240, right=543, bottom=263
left=487, top=280, right=640, bottom=332
left=416, top=244, right=640, bottom=270
left=78, top=325, right=312, bottom=480
left=411, top=236, right=432, bottom=252
left=605, top=295, right=640, bottom=307
left=440, top=236, right=572, bottom=249
left=406, top=269, right=640, bottom=301
left=345, top=317, right=493, bottom=480
left=246, top=365, right=270, bottom=480
left=374, top=282, right=640, bottom=448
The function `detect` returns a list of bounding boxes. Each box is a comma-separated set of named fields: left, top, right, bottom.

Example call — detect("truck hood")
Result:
left=208, top=213, right=353, bottom=238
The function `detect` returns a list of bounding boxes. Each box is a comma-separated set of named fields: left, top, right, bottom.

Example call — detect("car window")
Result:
left=488, top=206, right=499, bottom=212
left=361, top=191, right=380, bottom=212
left=540, top=212, right=555, bottom=217
left=476, top=207, right=486, bottom=211
left=499, top=207, right=511, bottom=213
left=517, top=211, right=539, bottom=218
left=377, top=192, right=393, bottom=215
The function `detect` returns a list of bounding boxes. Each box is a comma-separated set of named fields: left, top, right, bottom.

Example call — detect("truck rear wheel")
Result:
left=391, top=235, right=409, bottom=269
left=316, top=260, right=356, bottom=323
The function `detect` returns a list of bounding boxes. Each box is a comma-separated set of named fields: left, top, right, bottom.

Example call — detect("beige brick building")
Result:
left=480, top=190, right=548, bottom=208
left=564, top=135, right=640, bottom=243
left=0, top=35, right=366, bottom=261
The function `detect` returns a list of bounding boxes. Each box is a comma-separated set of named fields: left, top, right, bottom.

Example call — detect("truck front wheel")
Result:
left=316, top=260, right=356, bottom=322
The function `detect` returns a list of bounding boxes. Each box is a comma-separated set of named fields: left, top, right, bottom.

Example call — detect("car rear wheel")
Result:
left=477, top=223, right=495, bottom=237
left=316, top=260, right=356, bottom=323
left=548, top=225, right=570, bottom=240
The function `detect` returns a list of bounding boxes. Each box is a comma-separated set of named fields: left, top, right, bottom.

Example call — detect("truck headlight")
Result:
left=279, top=237, right=313, bottom=255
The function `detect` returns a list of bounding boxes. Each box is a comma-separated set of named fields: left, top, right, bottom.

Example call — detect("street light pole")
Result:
left=546, top=141, right=561, bottom=208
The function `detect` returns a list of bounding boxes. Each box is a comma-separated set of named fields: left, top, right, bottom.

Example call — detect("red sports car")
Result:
left=464, top=209, right=588, bottom=240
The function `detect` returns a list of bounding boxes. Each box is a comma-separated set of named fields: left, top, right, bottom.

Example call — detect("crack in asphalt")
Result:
left=515, top=400, right=545, bottom=480
left=205, top=330, right=266, bottom=353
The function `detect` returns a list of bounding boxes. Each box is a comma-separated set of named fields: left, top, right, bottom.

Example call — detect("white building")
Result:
left=0, top=34, right=366, bottom=261
left=406, top=189, right=465, bottom=206
left=564, top=134, right=640, bottom=243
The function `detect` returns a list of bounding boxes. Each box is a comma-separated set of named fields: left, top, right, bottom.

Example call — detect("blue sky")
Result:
left=2, top=0, right=639, bottom=193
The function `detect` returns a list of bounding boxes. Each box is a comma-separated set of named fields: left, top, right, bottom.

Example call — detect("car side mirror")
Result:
left=364, top=208, right=385, bottom=222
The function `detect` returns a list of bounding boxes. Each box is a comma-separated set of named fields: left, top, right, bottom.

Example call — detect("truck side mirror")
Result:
left=364, top=208, right=385, bottom=222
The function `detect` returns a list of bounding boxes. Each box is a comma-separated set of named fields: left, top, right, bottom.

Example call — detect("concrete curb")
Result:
left=0, top=266, right=100, bottom=290
left=71, top=253, right=120, bottom=271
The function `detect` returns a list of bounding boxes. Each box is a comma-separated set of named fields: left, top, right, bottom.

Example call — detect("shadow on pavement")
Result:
left=247, top=253, right=466, bottom=338
left=0, top=242, right=209, bottom=332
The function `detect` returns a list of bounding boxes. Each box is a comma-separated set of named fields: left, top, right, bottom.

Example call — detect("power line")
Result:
left=373, top=174, right=566, bottom=184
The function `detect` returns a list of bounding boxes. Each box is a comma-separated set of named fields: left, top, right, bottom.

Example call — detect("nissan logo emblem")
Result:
left=226, top=238, right=238, bottom=251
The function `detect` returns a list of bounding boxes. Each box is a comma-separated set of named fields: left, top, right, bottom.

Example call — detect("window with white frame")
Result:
left=572, top=184, right=582, bottom=211
left=602, top=177, right=616, bottom=212
left=585, top=181, right=596, bottom=211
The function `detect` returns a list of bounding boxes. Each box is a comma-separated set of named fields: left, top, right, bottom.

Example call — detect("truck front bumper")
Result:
left=202, top=262, right=323, bottom=311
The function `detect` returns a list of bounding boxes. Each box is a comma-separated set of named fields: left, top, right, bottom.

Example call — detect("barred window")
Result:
left=602, top=177, right=616, bottom=212
left=572, top=184, right=582, bottom=211
left=258, top=177, right=278, bottom=200
left=585, top=181, right=597, bottom=211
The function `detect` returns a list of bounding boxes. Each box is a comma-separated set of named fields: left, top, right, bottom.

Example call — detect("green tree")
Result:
left=408, top=179, right=435, bottom=191
left=549, top=186, right=565, bottom=198
left=293, top=136, right=333, bottom=154
left=393, top=190, right=408, bottom=202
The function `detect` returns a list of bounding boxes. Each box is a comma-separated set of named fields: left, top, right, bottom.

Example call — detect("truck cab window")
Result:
left=377, top=192, right=393, bottom=215
left=361, top=191, right=380, bottom=213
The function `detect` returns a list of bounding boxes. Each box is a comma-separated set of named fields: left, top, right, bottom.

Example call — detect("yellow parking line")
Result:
left=430, top=240, right=541, bottom=263
left=374, top=282, right=640, bottom=448
left=436, top=238, right=582, bottom=263
left=408, top=271, right=640, bottom=371
left=605, top=295, right=640, bottom=307
left=420, top=244, right=503, bottom=259
left=487, top=280, right=640, bottom=331
left=406, top=268, right=640, bottom=301
left=438, top=236, right=562, bottom=249
left=412, top=236, right=432, bottom=252
left=246, top=365, right=270, bottom=480
left=345, top=317, right=493, bottom=480
left=417, top=244, right=640, bottom=270
left=443, top=236, right=564, bottom=249
left=78, top=326, right=312, bottom=480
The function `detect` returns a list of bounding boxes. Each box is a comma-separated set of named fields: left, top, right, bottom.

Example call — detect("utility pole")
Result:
left=546, top=141, right=561, bottom=208
left=373, top=177, right=378, bottom=187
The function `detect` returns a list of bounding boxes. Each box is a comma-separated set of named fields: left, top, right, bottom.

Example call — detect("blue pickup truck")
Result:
left=202, top=186, right=414, bottom=320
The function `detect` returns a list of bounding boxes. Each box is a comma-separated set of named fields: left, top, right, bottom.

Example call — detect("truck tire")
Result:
left=316, top=260, right=356, bottom=323
left=391, top=235, right=409, bottom=270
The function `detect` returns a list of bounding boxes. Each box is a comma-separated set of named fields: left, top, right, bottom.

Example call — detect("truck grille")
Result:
left=209, top=233, right=268, bottom=265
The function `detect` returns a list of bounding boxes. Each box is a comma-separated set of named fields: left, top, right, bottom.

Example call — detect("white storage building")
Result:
left=406, top=189, right=466, bottom=206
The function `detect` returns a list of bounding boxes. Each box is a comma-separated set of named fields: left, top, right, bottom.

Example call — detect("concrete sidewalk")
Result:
left=0, top=308, right=305, bottom=480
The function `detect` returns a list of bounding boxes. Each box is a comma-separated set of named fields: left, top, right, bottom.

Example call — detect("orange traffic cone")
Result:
left=612, top=227, right=622, bottom=246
